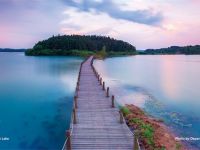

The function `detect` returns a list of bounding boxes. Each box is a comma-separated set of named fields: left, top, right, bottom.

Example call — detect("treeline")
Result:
left=25, top=35, right=136, bottom=57
left=140, top=45, right=200, bottom=55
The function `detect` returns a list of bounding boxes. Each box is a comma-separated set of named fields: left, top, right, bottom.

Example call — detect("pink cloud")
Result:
left=0, top=0, right=200, bottom=49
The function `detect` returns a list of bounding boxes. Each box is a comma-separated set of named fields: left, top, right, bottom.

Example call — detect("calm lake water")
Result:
left=94, top=55, right=200, bottom=149
left=0, top=53, right=82, bottom=150
left=1, top=53, right=200, bottom=149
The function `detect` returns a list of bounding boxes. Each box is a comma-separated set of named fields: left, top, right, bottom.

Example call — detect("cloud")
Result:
left=63, top=0, right=163, bottom=26
left=0, top=0, right=199, bottom=49
left=61, top=8, right=115, bottom=35
left=0, top=0, right=66, bottom=48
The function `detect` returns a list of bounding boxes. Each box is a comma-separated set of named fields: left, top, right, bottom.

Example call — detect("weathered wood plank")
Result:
left=70, top=56, right=134, bottom=150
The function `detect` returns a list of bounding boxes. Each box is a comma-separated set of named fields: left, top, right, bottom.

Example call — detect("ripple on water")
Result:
left=107, top=82, right=200, bottom=148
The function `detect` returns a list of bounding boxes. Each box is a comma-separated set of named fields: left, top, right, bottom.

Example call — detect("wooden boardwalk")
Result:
left=62, top=56, right=135, bottom=150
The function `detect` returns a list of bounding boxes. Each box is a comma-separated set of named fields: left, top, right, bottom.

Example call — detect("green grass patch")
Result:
left=132, top=118, right=154, bottom=146
left=25, top=49, right=95, bottom=57
left=120, top=106, right=131, bottom=116
left=25, top=47, right=136, bottom=58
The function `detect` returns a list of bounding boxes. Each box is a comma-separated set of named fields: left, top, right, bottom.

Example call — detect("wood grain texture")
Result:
left=71, top=56, right=134, bottom=150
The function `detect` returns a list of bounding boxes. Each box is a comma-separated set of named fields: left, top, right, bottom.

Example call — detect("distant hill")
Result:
left=0, top=48, right=26, bottom=52
left=25, top=35, right=136, bottom=56
left=140, top=45, right=200, bottom=55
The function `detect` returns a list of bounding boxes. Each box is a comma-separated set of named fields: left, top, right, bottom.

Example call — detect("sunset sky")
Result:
left=0, top=0, right=200, bottom=49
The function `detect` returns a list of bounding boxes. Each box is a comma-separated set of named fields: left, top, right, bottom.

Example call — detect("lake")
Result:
left=94, top=55, right=200, bottom=149
left=1, top=53, right=200, bottom=149
left=0, top=53, right=82, bottom=150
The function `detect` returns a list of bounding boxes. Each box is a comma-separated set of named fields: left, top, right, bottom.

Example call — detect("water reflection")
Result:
left=0, top=53, right=82, bottom=150
left=160, top=56, right=181, bottom=100
left=94, top=55, right=200, bottom=149
left=31, top=57, right=81, bottom=76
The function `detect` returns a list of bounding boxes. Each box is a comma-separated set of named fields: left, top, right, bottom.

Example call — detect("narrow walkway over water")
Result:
left=63, top=56, right=135, bottom=150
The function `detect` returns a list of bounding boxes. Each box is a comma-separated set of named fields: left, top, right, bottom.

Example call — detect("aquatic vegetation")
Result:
left=121, top=105, right=185, bottom=150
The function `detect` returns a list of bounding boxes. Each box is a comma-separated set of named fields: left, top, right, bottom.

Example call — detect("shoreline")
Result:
left=121, top=104, right=186, bottom=150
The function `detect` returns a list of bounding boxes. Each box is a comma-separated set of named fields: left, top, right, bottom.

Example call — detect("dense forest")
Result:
left=25, top=35, right=136, bottom=57
left=140, top=45, right=200, bottom=55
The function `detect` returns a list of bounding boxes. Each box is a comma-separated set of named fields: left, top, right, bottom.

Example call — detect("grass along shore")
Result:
left=120, top=104, right=185, bottom=150
left=25, top=49, right=136, bottom=58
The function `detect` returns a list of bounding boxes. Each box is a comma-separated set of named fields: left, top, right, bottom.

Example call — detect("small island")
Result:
left=25, top=35, right=136, bottom=57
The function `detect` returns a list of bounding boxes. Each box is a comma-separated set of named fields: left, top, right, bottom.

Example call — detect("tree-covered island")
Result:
left=25, top=35, right=136, bottom=57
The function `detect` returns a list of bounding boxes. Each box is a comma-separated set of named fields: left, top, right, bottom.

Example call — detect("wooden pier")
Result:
left=62, top=56, right=138, bottom=150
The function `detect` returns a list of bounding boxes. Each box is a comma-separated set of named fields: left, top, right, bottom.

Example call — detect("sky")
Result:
left=0, top=0, right=200, bottom=50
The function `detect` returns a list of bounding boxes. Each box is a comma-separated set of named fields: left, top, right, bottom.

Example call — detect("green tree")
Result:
left=25, top=35, right=136, bottom=57
left=96, top=45, right=107, bottom=59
